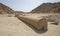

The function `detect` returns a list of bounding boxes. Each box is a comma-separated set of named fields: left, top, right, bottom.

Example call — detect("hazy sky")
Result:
left=0, top=0, right=60, bottom=12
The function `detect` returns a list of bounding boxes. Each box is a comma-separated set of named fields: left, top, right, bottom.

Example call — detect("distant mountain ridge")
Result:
left=0, top=3, right=14, bottom=14
left=31, top=2, right=60, bottom=13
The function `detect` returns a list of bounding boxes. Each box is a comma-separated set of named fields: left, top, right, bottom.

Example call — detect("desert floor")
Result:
left=0, top=13, right=60, bottom=36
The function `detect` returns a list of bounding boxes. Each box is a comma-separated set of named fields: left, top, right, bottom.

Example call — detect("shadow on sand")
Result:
left=18, top=18, right=48, bottom=34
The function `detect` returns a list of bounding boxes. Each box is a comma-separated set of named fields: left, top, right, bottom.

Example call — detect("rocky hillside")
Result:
left=15, top=11, right=24, bottom=13
left=0, top=3, right=14, bottom=14
left=31, top=2, right=60, bottom=13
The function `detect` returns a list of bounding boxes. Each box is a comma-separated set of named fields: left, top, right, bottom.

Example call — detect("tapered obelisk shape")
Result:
left=17, top=15, right=48, bottom=31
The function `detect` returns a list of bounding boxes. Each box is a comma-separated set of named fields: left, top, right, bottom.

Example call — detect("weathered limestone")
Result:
left=17, top=15, right=48, bottom=31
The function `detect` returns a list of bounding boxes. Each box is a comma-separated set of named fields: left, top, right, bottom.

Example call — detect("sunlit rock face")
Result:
left=0, top=3, right=14, bottom=14
left=31, top=2, right=60, bottom=13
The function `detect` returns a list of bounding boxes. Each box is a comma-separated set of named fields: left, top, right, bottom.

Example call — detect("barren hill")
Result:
left=0, top=3, right=14, bottom=14
left=15, top=11, right=24, bottom=14
left=31, top=2, right=60, bottom=13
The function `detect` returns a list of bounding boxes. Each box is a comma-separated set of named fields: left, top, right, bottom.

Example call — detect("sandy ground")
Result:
left=0, top=13, right=60, bottom=36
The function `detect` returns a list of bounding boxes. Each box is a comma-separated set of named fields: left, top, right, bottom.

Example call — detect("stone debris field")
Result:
left=0, top=13, right=60, bottom=36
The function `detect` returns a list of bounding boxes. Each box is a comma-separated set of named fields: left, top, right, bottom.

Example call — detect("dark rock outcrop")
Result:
left=31, top=2, right=60, bottom=13
left=15, top=11, right=24, bottom=13
left=0, top=3, right=14, bottom=14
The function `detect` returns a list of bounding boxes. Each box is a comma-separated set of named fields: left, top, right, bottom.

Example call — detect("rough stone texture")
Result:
left=0, top=3, right=14, bottom=14
left=0, top=15, right=60, bottom=36
left=31, top=2, right=60, bottom=13
left=17, top=15, right=47, bottom=30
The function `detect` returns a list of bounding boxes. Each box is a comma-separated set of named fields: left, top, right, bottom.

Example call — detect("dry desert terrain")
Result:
left=0, top=13, right=60, bottom=36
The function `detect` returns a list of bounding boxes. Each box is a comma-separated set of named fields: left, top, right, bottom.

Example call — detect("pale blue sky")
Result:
left=0, top=0, right=60, bottom=12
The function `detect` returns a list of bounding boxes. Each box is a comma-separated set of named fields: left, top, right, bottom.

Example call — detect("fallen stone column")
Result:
left=17, top=15, right=48, bottom=31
